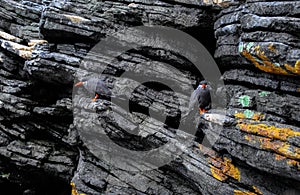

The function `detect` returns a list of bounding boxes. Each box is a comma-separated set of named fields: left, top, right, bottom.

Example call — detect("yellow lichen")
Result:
left=243, top=134, right=300, bottom=160
left=268, top=44, right=278, bottom=54
left=254, top=45, right=261, bottom=53
left=287, top=159, right=300, bottom=170
left=234, top=112, right=264, bottom=121
left=275, top=154, right=286, bottom=161
left=198, top=144, right=241, bottom=182
left=237, top=123, right=300, bottom=142
left=275, top=153, right=300, bottom=169
left=234, top=186, right=262, bottom=195
left=253, top=186, right=263, bottom=195
left=244, top=135, right=255, bottom=143
left=223, top=157, right=240, bottom=181
left=71, top=182, right=86, bottom=195
left=235, top=112, right=246, bottom=119
left=240, top=43, right=300, bottom=76
left=234, top=190, right=258, bottom=195
left=241, top=50, right=290, bottom=75
left=284, top=60, right=300, bottom=74
left=210, top=165, right=228, bottom=181
left=260, top=138, right=285, bottom=157
left=64, top=14, right=89, bottom=23
left=252, top=114, right=264, bottom=121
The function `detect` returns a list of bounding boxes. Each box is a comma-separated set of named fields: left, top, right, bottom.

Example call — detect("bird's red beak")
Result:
left=75, top=81, right=84, bottom=87
left=202, top=84, right=206, bottom=89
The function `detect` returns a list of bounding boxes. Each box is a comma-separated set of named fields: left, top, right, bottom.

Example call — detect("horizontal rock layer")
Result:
left=0, top=0, right=299, bottom=194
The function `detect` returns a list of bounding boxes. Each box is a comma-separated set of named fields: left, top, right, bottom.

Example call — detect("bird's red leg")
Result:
left=92, top=94, right=99, bottom=102
left=199, top=108, right=208, bottom=115
left=199, top=108, right=203, bottom=115
left=75, top=81, right=84, bottom=87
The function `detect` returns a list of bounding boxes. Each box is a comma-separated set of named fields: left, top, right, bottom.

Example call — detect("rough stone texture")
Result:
left=0, top=0, right=299, bottom=195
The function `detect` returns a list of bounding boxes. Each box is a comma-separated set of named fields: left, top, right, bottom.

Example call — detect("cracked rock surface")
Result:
left=0, top=0, right=299, bottom=194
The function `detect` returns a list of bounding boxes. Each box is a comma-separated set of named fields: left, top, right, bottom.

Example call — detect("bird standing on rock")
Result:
left=188, top=80, right=211, bottom=115
left=75, top=78, right=111, bottom=102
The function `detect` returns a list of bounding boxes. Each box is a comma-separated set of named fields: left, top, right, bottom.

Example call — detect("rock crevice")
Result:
left=0, top=0, right=299, bottom=194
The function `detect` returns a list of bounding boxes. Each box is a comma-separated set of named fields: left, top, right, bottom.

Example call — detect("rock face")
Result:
left=0, top=0, right=299, bottom=195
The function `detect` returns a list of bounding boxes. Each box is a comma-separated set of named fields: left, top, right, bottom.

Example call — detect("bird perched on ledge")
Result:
left=188, top=80, right=212, bottom=115
left=74, top=78, right=111, bottom=102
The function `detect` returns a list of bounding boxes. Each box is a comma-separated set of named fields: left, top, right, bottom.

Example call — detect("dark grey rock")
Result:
left=0, top=0, right=299, bottom=194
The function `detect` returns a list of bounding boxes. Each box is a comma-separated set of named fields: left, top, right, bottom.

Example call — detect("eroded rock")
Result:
left=0, top=0, right=299, bottom=194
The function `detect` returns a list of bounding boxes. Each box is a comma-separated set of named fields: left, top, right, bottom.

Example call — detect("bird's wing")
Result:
left=85, top=78, right=98, bottom=93
left=188, top=89, right=199, bottom=111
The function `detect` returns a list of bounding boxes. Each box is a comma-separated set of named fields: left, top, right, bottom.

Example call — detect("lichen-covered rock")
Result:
left=0, top=0, right=299, bottom=194
left=212, top=1, right=300, bottom=194
left=215, top=1, right=300, bottom=79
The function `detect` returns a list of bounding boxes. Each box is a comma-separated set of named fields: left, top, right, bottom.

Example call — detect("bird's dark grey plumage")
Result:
left=75, top=77, right=113, bottom=102
left=81, top=78, right=111, bottom=97
left=187, top=81, right=211, bottom=113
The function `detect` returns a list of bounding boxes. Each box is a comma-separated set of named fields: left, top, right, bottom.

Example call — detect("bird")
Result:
left=187, top=80, right=211, bottom=116
left=74, top=77, right=111, bottom=101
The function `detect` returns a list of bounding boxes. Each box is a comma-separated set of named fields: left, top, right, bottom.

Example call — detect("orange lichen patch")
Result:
left=71, top=182, right=86, bottom=195
left=244, top=135, right=259, bottom=145
left=253, top=186, right=263, bottom=195
left=256, top=61, right=289, bottom=75
left=64, top=14, right=89, bottom=23
left=284, top=60, right=300, bottom=74
left=254, top=47, right=268, bottom=61
left=237, top=123, right=300, bottom=142
left=252, top=113, right=264, bottom=121
left=235, top=112, right=246, bottom=119
left=28, top=40, right=48, bottom=47
left=241, top=50, right=290, bottom=75
left=198, top=144, right=241, bottom=182
left=254, top=45, right=260, bottom=51
left=275, top=154, right=300, bottom=169
left=234, top=112, right=264, bottom=121
left=244, top=135, right=256, bottom=143
left=243, top=134, right=300, bottom=160
left=287, top=159, right=300, bottom=170
left=210, top=166, right=228, bottom=181
left=275, top=154, right=286, bottom=161
left=240, top=43, right=300, bottom=76
left=234, top=190, right=257, bottom=195
left=259, top=137, right=299, bottom=160
left=277, top=144, right=300, bottom=160
left=223, top=157, right=241, bottom=181
left=268, top=44, right=278, bottom=54
left=233, top=186, right=262, bottom=195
